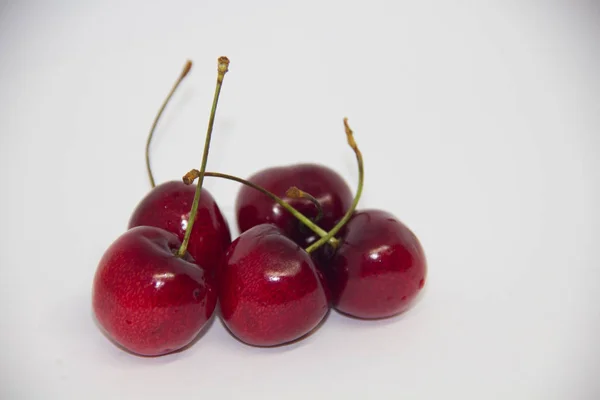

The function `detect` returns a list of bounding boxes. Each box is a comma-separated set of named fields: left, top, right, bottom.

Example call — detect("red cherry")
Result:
left=128, top=181, right=231, bottom=277
left=327, top=209, right=427, bottom=319
left=219, top=224, right=329, bottom=346
left=235, top=163, right=353, bottom=247
left=92, top=226, right=217, bottom=356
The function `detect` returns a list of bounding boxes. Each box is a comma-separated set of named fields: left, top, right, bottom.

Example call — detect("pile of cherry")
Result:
left=92, top=57, right=427, bottom=356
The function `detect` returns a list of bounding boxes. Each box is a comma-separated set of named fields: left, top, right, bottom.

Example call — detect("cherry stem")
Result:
left=285, top=186, right=324, bottom=223
left=177, top=57, right=229, bottom=258
left=146, top=60, right=193, bottom=188
left=182, top=170, right=339, bottom=247
left=304, top=118, right=363, bottom=254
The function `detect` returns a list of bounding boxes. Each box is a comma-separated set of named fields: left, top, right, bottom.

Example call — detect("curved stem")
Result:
left=182, top=170, right=338, bottom=247
left=146, top=60, right=193, bottom=188
left=305, top=118, right=363, bottom=254
left=177, top=57, right=229, bottom=257
left=286, top=186, right=324, bottom=223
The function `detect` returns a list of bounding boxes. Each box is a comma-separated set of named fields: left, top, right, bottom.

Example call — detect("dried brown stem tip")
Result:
left=285, top=186, right=303, bottom=199
left=217, top=56, right=230, bottom=82
left=182, top=169, right=200, bottom=185
left=181, top=60, right=193, bottom=78
left=343, top=117, right=358, bottom=151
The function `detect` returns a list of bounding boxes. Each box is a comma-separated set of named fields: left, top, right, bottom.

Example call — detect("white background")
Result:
left=1, top=1, right=599, bottom=399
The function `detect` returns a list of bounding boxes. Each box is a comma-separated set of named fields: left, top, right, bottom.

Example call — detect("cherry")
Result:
left=92, top=56, right=230, bottom=356
left=218, top=224, right=329, bottom=346
left=92, top=226, right=216, bottom=356
left=128, top=60, right=231, bottom=276
left=235, top=163, right=353, bottom=247
left=128, top=182, right=230, bottom=277
left=326, top=209, right=427, bottom=319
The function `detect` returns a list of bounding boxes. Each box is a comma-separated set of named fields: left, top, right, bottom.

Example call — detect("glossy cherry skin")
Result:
left=128, top=181, right=231, bottom=277
left=218, top=224, right=329, bottom=346
left=235, top=163, right=353, bottom=248
left=92, top=226, right=217, bottom=356
left=327, top=209, right=427, bottom=319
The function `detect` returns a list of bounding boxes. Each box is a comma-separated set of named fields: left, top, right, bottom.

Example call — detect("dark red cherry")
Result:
left=92, top=226, right=217, bottom=356
left=128, top=181, right=231, bottom=277
left=235, top=164, right=353, bottom=247
left=327, top=209, right=427, bottom=319
left=315, top=267, right=332, bottom=306
left=218, top=224, right=329, bottom=346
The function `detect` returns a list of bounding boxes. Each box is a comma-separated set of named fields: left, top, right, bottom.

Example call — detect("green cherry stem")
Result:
left=177, top=57, right=229, bottom=258
left=181, top=170, right=338, bottom=248
left=304, top=118, right=364, bottom=254
left=146, top=60, right=193, bottom=188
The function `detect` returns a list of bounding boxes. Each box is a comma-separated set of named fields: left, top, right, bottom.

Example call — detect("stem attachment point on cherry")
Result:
left=304, top=118, right=364, bottom=254
left=146, top=60, right=193, bottom=188
left=285, top=186, right=323, bottom=223
left=177, top=57, right=230, bottom=258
